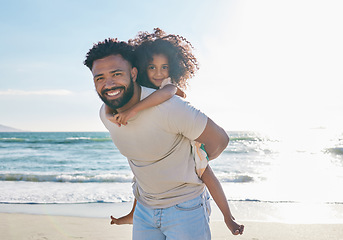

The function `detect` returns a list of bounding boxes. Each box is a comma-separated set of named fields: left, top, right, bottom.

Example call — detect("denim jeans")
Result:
left=132, top=190, right=211, bottom=240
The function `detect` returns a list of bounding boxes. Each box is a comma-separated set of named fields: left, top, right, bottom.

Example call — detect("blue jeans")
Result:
left=132, top=190, right=211, bottom=240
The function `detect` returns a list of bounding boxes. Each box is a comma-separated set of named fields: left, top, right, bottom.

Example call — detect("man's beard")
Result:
left=98, top=77, right=134, bottom=110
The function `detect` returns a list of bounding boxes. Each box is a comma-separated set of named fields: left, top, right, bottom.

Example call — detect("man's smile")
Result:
left=103, top=87, right=124, bottom=99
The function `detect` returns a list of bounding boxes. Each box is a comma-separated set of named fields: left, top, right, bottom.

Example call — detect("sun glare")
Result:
left=188, top=0, right=343, bottom=133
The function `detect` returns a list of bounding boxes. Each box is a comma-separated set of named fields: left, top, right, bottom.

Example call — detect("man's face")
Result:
left=92, top=55, right=137, bottom=110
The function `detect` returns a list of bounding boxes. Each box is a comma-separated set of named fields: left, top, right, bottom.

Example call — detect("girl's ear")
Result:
left=131, top=67, right=138, bottom=82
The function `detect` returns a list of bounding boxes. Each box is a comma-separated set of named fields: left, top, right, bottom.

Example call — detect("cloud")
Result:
left=0, top=89, right=73, bottom=96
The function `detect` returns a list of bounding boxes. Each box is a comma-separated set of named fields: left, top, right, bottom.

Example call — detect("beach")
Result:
left=2, top=213, right=343, bottom=240
left=1, top=201, right=343, bottom=240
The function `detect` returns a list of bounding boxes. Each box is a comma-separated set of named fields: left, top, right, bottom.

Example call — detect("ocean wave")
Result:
left=223, top=147, right=274, bottom=155
left=229, top=136, right=262, bottom=142
left=226, top=131, right=272, bottom=142
left=218, top=174, right=254, bottom=183
left=0, top=137, right=112, bottom=144
left=223, top=148, right=259, bottom=154
left=0, top=137, right=25, bottom=142
left=65, top=137, right=111, bottom=142
left=0, top=172, right=254, bottom=184
left=0, top=173, right=133, bottom=183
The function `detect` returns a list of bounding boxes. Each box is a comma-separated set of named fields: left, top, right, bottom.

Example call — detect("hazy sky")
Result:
left=1, top=0, right=342, bottom=132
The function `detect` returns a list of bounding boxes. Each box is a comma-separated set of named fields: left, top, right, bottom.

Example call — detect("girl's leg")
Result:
left=201, top=166, right=244, bottom=235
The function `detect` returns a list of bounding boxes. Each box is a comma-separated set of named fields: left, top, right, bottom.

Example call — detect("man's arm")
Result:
left=194, top=118, right=229, bottom=160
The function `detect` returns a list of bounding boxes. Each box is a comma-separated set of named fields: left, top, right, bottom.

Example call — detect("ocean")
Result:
left=1, top=130, right=343, bottom=222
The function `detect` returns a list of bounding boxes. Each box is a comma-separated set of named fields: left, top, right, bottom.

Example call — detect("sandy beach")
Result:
left=1, top=212, right=343, bottom=240
left=1, top=201, right=343, bottom=240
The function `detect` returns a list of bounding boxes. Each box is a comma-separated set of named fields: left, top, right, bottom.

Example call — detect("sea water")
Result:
left=1, top=130, right=342, bottom=222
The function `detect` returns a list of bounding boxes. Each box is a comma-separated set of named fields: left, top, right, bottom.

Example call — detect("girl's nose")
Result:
left=156, top=69, right=163, bottom=77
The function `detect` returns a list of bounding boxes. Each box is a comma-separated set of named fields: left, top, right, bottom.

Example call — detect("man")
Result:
left=84, top=38, right=229, bottom=240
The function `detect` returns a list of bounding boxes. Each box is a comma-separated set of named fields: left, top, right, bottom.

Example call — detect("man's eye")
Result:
left=113, top=73, right=122, bottom=77
left=96, top=77, right=104, bottom=81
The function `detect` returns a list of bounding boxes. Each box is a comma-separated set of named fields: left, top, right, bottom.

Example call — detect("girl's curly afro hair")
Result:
left=129, top=28, right=199, bottom=89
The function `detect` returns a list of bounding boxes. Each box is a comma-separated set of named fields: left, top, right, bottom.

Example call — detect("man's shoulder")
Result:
left=99, top=103, right=109, bottom=124
left=141, top=86, right=155, bottom=100
left=141, top=86, right=184, bottom=107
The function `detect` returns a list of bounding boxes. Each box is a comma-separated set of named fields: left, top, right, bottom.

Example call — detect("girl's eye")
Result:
left=148, top=66, right=155, bottom=70
left=162, top=65, right=169, bottom=70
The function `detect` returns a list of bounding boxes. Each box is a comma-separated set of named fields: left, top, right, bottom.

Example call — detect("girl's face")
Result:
left=146, top=54, right=169, bottom=87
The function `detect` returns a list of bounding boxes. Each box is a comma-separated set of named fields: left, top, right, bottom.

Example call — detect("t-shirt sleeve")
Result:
left=159, top=77, right=173, bottom=89
left=99, top=104, right=113, bottom=131
left=163, top=97, right=208, bottom=140
left=99, top=104, right=106, bottom=123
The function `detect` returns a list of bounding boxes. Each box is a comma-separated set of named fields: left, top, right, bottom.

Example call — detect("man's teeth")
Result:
left=107, top=90, right=121, bottom=96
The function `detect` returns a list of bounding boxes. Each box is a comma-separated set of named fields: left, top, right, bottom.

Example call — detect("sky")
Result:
left=1, top=0, right=342, bottom=133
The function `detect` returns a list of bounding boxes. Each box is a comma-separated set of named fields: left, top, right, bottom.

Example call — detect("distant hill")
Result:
left=0, top=124, right=25, bottom=132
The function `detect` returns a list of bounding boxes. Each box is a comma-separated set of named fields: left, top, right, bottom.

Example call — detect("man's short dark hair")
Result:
left=84, top=38, right=135, bottom=70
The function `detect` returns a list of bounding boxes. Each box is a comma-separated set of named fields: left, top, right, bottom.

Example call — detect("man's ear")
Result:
left=131, top=67, right=138, bottom=82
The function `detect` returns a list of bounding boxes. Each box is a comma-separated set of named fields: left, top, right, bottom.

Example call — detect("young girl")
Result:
left=108, top=28, right=244, bottom=235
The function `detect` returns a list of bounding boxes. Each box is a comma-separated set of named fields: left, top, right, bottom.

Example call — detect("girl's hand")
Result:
left=113, top=108, right=138, bottom=126
left=105, top=105, right=122, bottom=127
left=106, top=112, right=122, bottom=127
left=224, top=216, right=244, bottom=235
left=110, top=216, right=120, bottom=225
left=110, top=214, right=133, bottom=225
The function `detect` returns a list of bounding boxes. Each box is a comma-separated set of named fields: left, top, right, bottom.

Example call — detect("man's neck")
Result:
left=116, top=83, right=141, bottom=113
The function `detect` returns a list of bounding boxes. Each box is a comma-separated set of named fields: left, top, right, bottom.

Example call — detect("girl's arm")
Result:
left=131, top=84, right=178, bottom=112
left=114, top=84, right=185, bottom=126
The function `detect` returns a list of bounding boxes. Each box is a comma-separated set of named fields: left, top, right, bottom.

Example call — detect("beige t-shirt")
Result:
left=100, top=87, right=208, bottom=208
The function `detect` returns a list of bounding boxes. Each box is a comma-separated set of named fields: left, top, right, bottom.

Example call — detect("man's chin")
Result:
left=104, top=100, right=122, bottom=110
left=103, top=96, right=131, bottom=110
left=98, top=95, right=120, bottom=110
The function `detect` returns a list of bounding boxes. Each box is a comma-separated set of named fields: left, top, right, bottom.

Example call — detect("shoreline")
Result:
left=1, top=200, right=343, bottom=224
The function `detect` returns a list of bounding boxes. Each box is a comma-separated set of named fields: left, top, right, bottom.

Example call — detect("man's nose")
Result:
left=105, top=78, right=116, bottom=88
